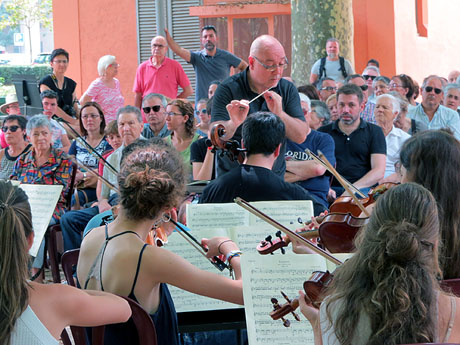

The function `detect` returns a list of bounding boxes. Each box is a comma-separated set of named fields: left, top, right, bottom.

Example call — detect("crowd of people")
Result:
left=2, top=23, right=460, bottom=345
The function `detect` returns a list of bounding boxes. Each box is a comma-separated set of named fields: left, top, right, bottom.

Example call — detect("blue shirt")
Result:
left=285, top=130, right=335, bottom=207
left=141, top=123, right=171, bottom=139
left=408, top=103, right=460, bottom=140
left=190, top=48, right=242, bottom=104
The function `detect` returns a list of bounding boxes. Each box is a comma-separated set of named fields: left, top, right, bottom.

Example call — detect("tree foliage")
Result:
left=0, top=0, right=52, bottom=31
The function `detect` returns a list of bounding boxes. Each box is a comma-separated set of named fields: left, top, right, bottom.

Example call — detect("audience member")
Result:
left=391, top=91, right=427, bottom=135
left=389, top=73, right=415, bottom=106
left=80, top=55, right=124, bottom=122
left=443, top=83, right=460, bottom=115
left=373, top=76, right=390, bottom=97
left=141, top=93, right=171, bottom=139
left=309, top=100, right=331, bottom=129
left=346, top=74, right=376, bottom=124
left=195, top=98, right=211, bottom=137
left=208, top=80, right=220, bottom=99
left=325, top=94, right=339, bottom=121
left=362, top=65, right=380, bottom=102
left=317, top=77, right=337, bottom=102
left=40, top=90, right=71, bottom=152
left=297, top=84, right=320, bottom=100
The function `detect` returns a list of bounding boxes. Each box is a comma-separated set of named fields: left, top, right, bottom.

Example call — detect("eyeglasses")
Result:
left=196, top=108, right=207, bottom=115
left=109, top=63, right=119, bottom=68
left=81, top=114, right=100, bottom=120
left=389, top=83, right=403, bottom=89
left=53, top=59, right=68, bottom=64
left=362, top=75, right=377, bottom=81
left=253, top=56, right=288, bottom=72
left=320, top=86, right=337, bottom=91
left=2, top=125, right=20, bottom=133
left=359, top=84, right=369, bottom=91
left=143, top=105, right=162, bottom=113
left=152, top=44, right=165, bottom=49
left=425, top=86, right=442, bottom=94
left=166, top=112, right=183, bottom=117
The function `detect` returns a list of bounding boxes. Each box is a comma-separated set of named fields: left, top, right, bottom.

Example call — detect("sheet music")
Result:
left=19, top=184, right=62, bottom=257
left=241, top=253, right=330, bottom=345
left=169, top=200, right=314, bottom=313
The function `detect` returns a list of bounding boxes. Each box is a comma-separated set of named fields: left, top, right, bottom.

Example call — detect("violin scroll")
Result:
left=270, top=292, right=301, bottom=327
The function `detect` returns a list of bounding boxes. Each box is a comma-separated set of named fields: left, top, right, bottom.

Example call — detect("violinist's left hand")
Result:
left=299, top=290, right=319, bottom=324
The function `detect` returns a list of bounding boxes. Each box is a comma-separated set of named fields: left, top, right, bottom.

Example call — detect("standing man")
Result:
left=141, top=93, right=171, bottom=138
left=318, top=84, right=386, bottom=197
left=408, top=75, right=460, bottom=140
left=165, top=25, right=248, bottom=105
left=211, top=35, right=307, bottom=177
left=309, top=38, right=354, bottom=85
left=133, top=36, right=192, bottom=108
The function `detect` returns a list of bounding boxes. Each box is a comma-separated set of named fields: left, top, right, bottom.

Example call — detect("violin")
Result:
left=258, top=212, right=369, bottom=255
left=270, top=271, right=334, bottom=327
left=208, top=123, right=245, bottom=163
left=330, top=182, right=398, bottom=217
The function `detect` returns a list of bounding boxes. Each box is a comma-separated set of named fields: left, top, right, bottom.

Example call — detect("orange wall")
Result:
left=53, top=0, right=138, bottom=105
left=393, top=0, right=460, bottom=85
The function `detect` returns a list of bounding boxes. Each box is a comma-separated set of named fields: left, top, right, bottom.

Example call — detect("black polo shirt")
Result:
left=318, top=119, right=386, bottom=186
left=211, top=68, right=305, bottom=177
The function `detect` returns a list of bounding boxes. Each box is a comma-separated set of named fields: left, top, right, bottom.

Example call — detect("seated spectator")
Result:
left=389, top=74, right=416, bottom=107
left=0, top=115, right=31, bottom=180
left=391, top=91, right=427, bottom=135
left=345, top=74, right=376, bottom=124
left=366, top=58, right=379, bottom=68
left=374, top=94, right=410, bottom=182
left=408, top=75, right=460, bottom=140
left=208, top=80, right=220, bottom=99
left=165, top=99, right=200, bottom=166
left=40, top=90, right=71, bottom=152
left=317, top=78, right=337, bottom=102
left=141, top=93, right=171, bottom=139
left=77, top=139, right=244, bottom=345
left=0, top=94, right=22, bottom=148
left=191, top=98, right=215, bottom=181
left=0, top=180, right=131, bottom=345
left=443, top=83, right=460, bottom=115
left=373, top=76, right=390, bottom=97
left=362, top=65, right=380, bottom=102
left=10, top=115, right=73, bottom=282
left=200, top=111, right=326, bottom=215
left=298, top=84, right=320, bottom=100
left=309, top=100, right=331, bottom=130
left=195, top=98, right=211, bottom=137
left=448, top=70, right=460, bottom=84
left=69, top=102, right=111, bottom=208
left=80, top=55, right=124, bottom=122
left=325, top=94, right=339, bottom=122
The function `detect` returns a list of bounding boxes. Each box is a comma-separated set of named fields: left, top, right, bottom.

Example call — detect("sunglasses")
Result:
left=362, top=75, right=377, bottom=81
left=1, top=125, right=20, bottom=133
left=359, top=84, right=369, bottom=91
left=143, top=105, right=162, bottom=113
left=425, top=86, right=442, bottom=94
left=320, top=86, right=337, bottom=91
left=196, top=108, right=207, bottom=114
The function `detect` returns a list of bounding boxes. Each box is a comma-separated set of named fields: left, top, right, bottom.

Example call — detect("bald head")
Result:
left=151, top=36, right=168, bottom=59
left=250, top=35, right=285, bottom=57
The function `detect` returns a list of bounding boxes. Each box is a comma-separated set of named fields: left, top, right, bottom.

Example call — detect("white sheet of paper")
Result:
left=19, top=184, right=62, bottom=257
left=241, top=253, right=330, bottom=345
left=168, top=201, right=314, bottom=313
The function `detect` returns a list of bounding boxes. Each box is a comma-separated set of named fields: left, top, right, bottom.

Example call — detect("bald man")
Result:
left=211, top=35, right=307, bottom=177
left=133, top=36, right=192, bottom=108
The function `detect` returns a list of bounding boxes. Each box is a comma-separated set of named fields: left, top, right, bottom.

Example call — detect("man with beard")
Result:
left=309, top=38, right=354, bottom=85
left=165, top=25, right=248, bottom=105
left=318, top=84, right=386, bottom=197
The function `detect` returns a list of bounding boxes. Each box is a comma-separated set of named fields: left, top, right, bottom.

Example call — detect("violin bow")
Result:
left=234, top=198, right=342, bottom=266
left=70, top=157, right=120, bottom=193
left=315, top=150, right=370, bottom=217
left=305, top=149, right=366, bottom=198
left=168, top=218, right=229, bottom=272
left=52, top=115, right=119, bottom=176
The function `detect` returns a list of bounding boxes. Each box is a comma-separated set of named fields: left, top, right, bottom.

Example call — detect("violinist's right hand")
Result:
left=201, top=237, right=238, bottom=258
left=226, top=100, right=249, bottom=129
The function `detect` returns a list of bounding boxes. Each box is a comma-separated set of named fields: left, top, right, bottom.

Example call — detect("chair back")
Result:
left=61, top=249, right=157, bottom=345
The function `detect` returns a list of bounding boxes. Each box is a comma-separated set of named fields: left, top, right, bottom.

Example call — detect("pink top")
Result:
left=85, top=78, right=124, bottom=122
left=133, top=56, right=191, bottom=100
left=0, top=131, right=7, bottom=148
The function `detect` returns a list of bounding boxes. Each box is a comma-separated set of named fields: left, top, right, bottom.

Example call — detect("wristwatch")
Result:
left=83, top=172, right=87, bottom=179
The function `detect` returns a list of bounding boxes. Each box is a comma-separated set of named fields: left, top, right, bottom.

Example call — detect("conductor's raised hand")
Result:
left=226, top=100, right=250, bottom=128
left=263, top=91, right=283, bottom=115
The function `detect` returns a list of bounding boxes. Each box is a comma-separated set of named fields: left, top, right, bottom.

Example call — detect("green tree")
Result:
left=0, top=0, right=52, bottom=62
left=291, top=0, right=354, bottom=85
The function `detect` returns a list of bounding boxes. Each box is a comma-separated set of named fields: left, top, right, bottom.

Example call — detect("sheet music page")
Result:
left=19, top=184, right=62, bottom=257
left=241, top=252, right=328, bottom=345
left=169, top=200, right=314, bottom=313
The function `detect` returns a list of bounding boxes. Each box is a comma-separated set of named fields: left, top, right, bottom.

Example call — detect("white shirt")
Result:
left=384, top=126, right=411, bottom=177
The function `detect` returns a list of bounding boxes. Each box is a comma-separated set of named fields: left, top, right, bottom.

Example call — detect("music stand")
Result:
left=12, top=74, right=43, bottom=117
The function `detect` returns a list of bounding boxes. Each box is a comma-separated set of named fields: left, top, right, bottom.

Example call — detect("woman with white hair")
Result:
left=80, top=55, right=124, bottom=122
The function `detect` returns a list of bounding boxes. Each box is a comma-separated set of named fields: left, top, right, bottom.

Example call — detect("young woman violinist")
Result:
left=299, top=183, right=460, bottom=345
left=77, top=138, right=243, bottom=345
